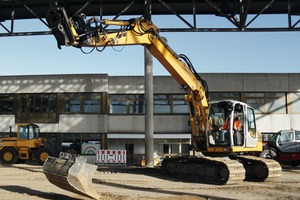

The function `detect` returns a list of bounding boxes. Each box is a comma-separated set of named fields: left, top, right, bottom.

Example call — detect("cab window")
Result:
left=19, top=126, right=28, bottom=139
left=279, top=131, right=294, bottom=142
left=295, top=131, right=300, bottom=140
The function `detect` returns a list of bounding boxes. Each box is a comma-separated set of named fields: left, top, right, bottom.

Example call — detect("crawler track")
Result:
left=161, top=156, right=245, bottom=185
left=236, top=155, right=282, bottom=182
left=161, top=155, right=282, bottom=185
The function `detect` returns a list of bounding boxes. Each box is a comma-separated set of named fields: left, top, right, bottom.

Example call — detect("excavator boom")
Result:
left=46, top=6, right=209, bottom=147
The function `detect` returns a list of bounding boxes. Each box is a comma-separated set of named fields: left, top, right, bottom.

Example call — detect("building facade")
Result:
left=0, top=73, right=299, bottom=164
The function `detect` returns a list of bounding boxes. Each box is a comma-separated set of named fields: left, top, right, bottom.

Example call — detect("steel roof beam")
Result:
left=1, top=0, right=300, bottom=37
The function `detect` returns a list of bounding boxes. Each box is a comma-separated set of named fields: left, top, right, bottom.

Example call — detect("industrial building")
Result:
left=0, top=73, right=299, bottom=164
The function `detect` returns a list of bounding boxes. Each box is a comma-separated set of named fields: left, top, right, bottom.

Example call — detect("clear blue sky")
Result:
left=1, top=14, right=299, bottom=76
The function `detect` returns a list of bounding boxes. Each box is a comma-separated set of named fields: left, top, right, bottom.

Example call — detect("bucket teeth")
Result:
left=43, top=152, right=99, bottom=199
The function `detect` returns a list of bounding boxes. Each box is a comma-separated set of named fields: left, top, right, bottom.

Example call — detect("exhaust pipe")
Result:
left=43, top=152, right=99, bottom=199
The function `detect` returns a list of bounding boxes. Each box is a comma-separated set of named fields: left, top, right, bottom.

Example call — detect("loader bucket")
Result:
left=43, top=152, right=99, bottom=199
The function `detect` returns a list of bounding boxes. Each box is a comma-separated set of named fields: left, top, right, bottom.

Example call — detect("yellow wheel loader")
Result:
left=0, top=123, right=59, bottom=165
left=43, top=6, right=282, bottom=199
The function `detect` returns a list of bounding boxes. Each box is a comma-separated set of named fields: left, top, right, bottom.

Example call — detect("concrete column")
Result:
left=144, top=48, right=154, bottom=167
left=144, top=0, right=154, bottom=167
left=101, top=133, right=108, bottom=150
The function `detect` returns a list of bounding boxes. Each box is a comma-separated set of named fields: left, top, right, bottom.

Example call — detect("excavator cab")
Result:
left=206, top=100, right=262, bottom=154
left=18, top=123, right=39, bottom=140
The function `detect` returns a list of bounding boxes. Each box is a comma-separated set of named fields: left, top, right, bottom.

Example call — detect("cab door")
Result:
left=244, top=106, right=257, bottom=147
left=16, top=125, right=29, bottom=147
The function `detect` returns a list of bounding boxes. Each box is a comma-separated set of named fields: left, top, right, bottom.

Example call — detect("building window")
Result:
left=154, top=95, right=171, bottom=113
left=172, top=95, right=188, bottom=113
left=84, top=94, right=101, bottom=113
left=163, top=144, right=169, bottom=154
left=0, top=94, right=14, bottom=114
left=109, top=94, right=188, bottom=115
left=209, top=92, right=241, bottom=101
left=154, top=94, right=188, bottom=114
left=160, top=142, right=189, bottom=157
left=109, top=94, right=144, bottom=114
left=17, top=94, right=57, bottom=123
left=245, top=92, right=286, bottom=113
left=61, top=93, right=102, bottom=114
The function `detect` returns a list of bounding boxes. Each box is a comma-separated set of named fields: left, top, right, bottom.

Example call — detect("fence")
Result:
left=96, top=149, right=127, bottom=165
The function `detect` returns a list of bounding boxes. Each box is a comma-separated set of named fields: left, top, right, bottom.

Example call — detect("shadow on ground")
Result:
left=0, top=185, right=83, bottom=200
left=95, top=166, right=232, bottom=200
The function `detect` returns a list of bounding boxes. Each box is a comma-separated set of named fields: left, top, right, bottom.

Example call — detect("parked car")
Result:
left=261, top=130, right=300, bottom=167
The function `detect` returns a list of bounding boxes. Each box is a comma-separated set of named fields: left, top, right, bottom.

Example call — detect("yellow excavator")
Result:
left=44, top=6, right=282, bottom=199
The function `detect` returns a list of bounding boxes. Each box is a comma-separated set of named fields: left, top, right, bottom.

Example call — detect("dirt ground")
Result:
left=0, top=163, right=299, bottom=200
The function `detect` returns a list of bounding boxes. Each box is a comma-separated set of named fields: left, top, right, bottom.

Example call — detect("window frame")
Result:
left=17, top=93, right=57, bottom=123
left=245, top=92, right=286, bottom=114
left=154, top=94, right=188, bottom=114
left=109, top=94, right=145, bottom=114
left=208, top=92, right=241, bottom=101
left=0, top=94, right=15, bottom=114
left=60, top=93, right=102, bottom=114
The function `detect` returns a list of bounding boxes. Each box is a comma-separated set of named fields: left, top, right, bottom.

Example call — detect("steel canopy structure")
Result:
left=1, top=0, right=300, bottom=37
left=0, top=0, right=299, bottom=168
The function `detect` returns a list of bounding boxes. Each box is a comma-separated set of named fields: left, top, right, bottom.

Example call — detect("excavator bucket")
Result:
left=43, top=152, right=100, bottom=199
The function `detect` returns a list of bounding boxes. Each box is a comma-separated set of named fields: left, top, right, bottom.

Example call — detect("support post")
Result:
left=144, top=0, right=154, bottom=167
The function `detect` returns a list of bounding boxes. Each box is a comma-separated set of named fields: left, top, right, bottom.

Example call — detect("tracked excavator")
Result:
left=44, top=6, right=282, bottom=199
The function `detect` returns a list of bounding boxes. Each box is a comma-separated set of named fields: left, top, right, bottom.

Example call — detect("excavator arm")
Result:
left=46, top=7, right=209, bottom=150
left=43, top=7, right=210, bottom=199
